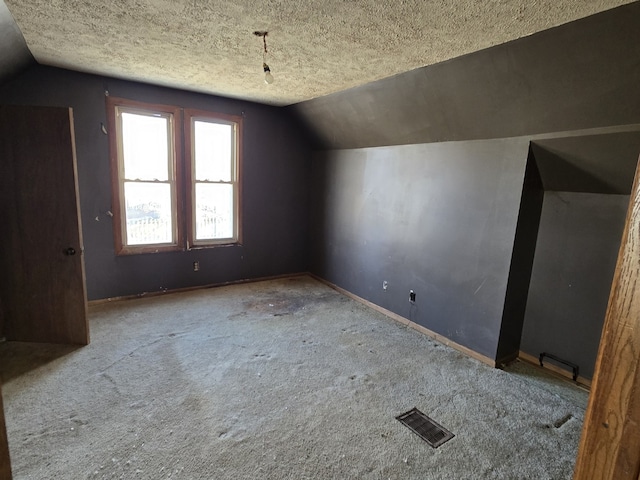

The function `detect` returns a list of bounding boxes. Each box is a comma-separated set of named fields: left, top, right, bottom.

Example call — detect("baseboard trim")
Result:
left=90, top=272, right=498, bottom=370
left=518, top=351, right=592, bottom=389
left=311, top=274, right=496, bottom=368
left=88, top=272, right=309, bottom=306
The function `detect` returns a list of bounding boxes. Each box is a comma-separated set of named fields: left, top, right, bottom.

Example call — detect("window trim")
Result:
left=107, top=97, right=242, bottom=256
left=184, top=108, right=243, bottom=248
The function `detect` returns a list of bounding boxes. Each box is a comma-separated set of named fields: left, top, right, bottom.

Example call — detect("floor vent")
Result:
left=396, top=407, right=455, bottom=448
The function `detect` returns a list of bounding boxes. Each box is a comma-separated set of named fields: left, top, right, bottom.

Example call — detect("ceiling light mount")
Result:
left=253, top=31, right=274, bottom=84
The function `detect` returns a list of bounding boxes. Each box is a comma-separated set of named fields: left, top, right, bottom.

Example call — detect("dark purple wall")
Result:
left=0, top=66, right=311, bottom=300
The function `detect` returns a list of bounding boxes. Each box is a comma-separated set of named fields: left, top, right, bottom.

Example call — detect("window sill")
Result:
left=115, top=241, right=243, bottom=256
left=188, top=241, right=243, bottom=251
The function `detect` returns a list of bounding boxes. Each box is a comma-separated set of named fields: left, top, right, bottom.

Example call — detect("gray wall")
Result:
left=298, top=2, right=640, bottom=364
left=290, top=2, right=640, bottom=150
left=496, top=151, right=544, bottom=364
left=311, top=139, right=530, bottom=360
left=0, top=66, right=311, bottom=300
left=532, top=132, right=640, bottom=195
left=520, top=192, right=628, bottom=379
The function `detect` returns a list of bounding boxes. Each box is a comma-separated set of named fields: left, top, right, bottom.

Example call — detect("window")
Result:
left=186, top=115, right=239, bottom=245
left=107, top=97, right=242, bottom=254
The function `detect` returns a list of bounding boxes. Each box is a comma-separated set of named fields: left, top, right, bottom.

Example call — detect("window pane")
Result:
left=122, top=112, right=170, bottom=181
left=195, top=183, right=234, bottom=240
left=194, top=121, right=232, bottom=182
left=124, top=182, right=173, bottom=245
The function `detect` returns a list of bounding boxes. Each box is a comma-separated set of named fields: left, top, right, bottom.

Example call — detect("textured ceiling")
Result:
left=3, top=0, right=634, bottom=106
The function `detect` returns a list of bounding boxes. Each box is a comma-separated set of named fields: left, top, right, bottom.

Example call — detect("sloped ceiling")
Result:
left=1, top=0, right=634, bottom=106
left=533, top=132, right=640, bottom=195
left=288, top=1, right=640, bottom=150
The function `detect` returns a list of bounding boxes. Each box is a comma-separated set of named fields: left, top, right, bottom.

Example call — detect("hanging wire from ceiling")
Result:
left=253, top=31, right=274, bottom=84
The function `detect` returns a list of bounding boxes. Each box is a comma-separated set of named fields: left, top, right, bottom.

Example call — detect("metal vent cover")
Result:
left=396, top=407, right=455, bottom=448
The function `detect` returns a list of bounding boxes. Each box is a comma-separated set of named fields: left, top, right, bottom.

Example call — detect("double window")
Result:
left=107, top=97, right=242, bottom=254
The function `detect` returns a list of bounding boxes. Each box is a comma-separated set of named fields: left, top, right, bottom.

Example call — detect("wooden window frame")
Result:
left=184, top=109, right=243, bottom=248
left=107, top=97, right=242, bottom=255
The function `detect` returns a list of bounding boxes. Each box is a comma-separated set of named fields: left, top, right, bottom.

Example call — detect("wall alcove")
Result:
left=500, top=129, right=640, bottom=381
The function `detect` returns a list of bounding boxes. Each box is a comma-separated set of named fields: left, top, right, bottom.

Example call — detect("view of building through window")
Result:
left=108, top=97, right=241, bottom=254
left=121, top=112, right=174, bottom=245
left=193, top=120, right=234, bottom=241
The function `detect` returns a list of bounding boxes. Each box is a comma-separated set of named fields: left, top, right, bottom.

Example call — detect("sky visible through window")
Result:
left=119, top=112, right=235, bottom=245
left=193, top=120, right=234, bottom=241
left=121, top=112, right=172, bottom=245
left=194, top=121, right=232, bottom=182
left=122, top=113, right=169, bottom=181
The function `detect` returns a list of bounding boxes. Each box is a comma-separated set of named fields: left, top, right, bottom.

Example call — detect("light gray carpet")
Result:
left=1, top=276, right=588, bottom=479
left=503, top=359, right=589, bottom=411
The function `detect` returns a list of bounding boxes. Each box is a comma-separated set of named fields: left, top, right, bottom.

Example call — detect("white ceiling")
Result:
left=3, top=0, right=634, bottom=106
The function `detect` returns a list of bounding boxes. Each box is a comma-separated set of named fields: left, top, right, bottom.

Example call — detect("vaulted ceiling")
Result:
left=0, top=0, right=635, bottom=106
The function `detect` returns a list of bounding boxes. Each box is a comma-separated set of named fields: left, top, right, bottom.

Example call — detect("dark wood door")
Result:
left=0, top=105, right=88, bottom=345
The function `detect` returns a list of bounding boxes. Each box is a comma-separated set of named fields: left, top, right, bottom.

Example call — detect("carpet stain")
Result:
left=1, top=276, right=589, bottom=479
left=242, top=295, right=307, bottom=316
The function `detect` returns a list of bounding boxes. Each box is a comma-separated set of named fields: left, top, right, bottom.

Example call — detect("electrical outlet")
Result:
left=383, top=280, right=388, bottom=290
left=409, top=290, right=416, bottom=303
left=193, top=261, right=200, bottom=272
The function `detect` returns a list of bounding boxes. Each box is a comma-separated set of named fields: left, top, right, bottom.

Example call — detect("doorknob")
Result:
left=64, top=247, right=76, bottom=256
